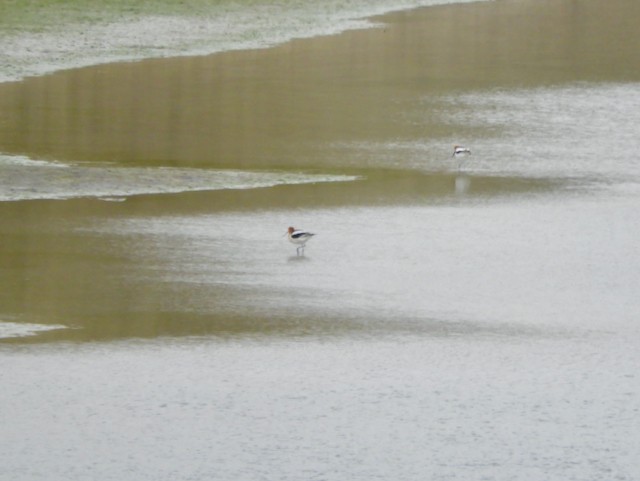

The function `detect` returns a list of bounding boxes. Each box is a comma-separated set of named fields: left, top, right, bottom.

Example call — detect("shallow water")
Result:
left=2, top=335, right=638, bottom=481
left=1, top=0, right=640, bottom=480
left=0, top=0, right=481, bottom=83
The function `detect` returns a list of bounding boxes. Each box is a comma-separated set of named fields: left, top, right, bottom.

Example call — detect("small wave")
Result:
left=0, top=155, right=359, bottom=201
left=0, top=0, right=484, bottom=84
left=0, top=321, right=67, bottom=339
left=0, top=153, right=68, bottom=168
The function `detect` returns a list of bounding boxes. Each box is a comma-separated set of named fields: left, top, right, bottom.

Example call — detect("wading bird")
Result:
left=453, top=145, right=471, bottom=157
left=286, top=226, right=315, bottom=255
left=452, top=145, right=472, bottom=170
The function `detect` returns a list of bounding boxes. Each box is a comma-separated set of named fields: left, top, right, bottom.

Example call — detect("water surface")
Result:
left=1, top=1, right=639, bottom=480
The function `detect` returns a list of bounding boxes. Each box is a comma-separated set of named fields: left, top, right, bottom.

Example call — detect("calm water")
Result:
left=1, top=0, right=640, bottom=480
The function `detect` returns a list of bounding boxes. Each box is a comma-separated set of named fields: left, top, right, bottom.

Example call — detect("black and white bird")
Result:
left=452, top=145, right=472, bottom=157
left=452, top=145, right=472, bottom=170
left=286, top=226, right=315, bottom=255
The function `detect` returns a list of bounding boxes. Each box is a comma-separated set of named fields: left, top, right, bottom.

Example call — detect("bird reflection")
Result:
left=288, top=255, right=311, bottom=263
left=455, top=174, right=471, bottom=195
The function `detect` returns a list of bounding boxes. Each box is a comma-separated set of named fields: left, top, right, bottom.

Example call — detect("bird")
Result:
left=452, top=145, right=472, bottom=170
left=286, top=226, right=315, bottom=255
left=452, top=145, right=471, bottom=157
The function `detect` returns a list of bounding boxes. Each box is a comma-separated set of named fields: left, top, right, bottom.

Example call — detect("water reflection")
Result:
left=2, top=3, right=640, bottom=480
left=1, top=0, right=639, bottom=344
left=288, top=255, right=312, bottom=263
left=1, top=0, right=639, bottom=174
left=0, top=170, right=578, bottom=344
left=454, top=174, right=471, bottom=196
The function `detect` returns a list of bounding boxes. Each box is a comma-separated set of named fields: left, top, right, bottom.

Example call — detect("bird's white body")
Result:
left=287, top=226, right=315, bottom=255
left=452, top=145, right=472, bottom=170
left=453, top=145, right=472, bottom=157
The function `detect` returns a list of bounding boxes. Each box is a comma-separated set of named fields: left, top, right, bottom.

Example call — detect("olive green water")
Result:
left=1, top=0, right=640, bottom=342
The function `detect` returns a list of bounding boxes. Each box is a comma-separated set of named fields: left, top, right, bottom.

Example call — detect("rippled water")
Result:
left=353, top=83, right=640, bottom=181
left=1, top=0, right=640, bottom=480
left=0, top=153, right=358, bottom=201
left=0, top=0, right=481, bottom=83
left=3, top=335, right=638, bottom=481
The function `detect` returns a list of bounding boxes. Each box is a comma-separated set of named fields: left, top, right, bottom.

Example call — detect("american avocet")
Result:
left=452, top=145, right=471, bottom=170
left=453, top=145, right=471, bottom=157
left=286, top=226, right=315, bottom=255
